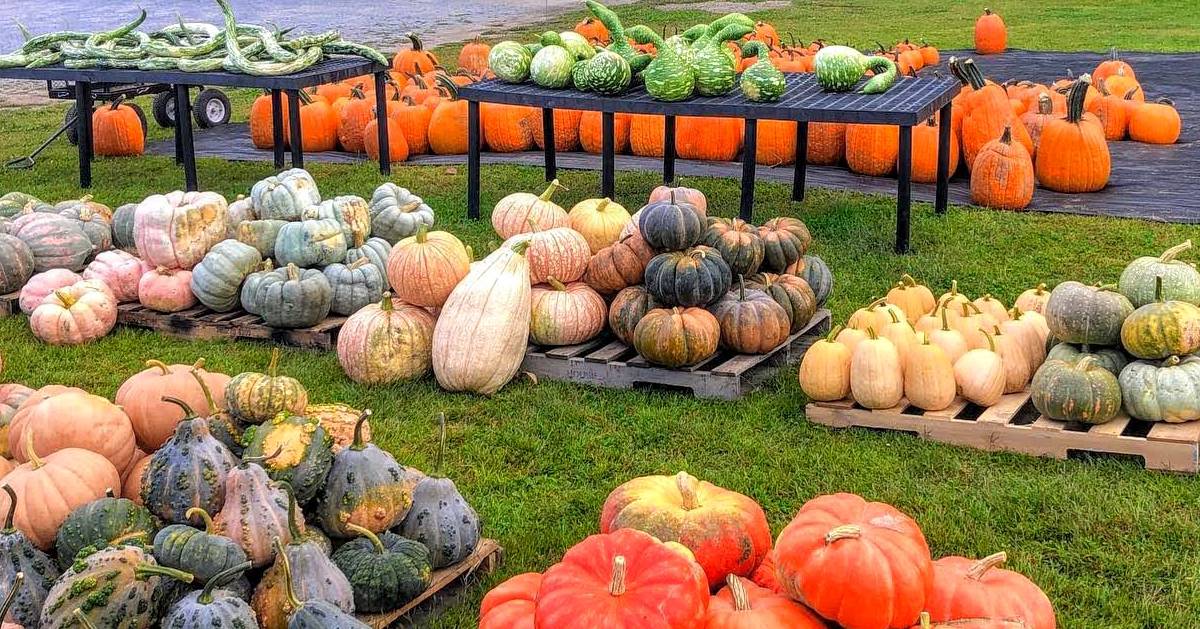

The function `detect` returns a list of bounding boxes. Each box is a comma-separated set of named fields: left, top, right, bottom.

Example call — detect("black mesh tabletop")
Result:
left=460, top=73, right=961, bottom=126
left=0, top=56, right=384, bottom=90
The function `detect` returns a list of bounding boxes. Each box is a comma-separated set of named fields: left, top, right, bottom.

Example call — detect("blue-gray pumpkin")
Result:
left=1118, top=240, right=1200, bottom=307
left=308, top=196, right=371, bottom=244
left=111, top=203, right=139, bottom=253
left=324, top=258, right=385, bottom=316
left=0, top=233, right=35, bottom=294
left=344, top=235, right=392, bottom=289
left=316, top=412, right=420, bottom=537
left=644, top=246, right=732, bottom=307
left=1043, top=281, right=1133, bottom=346
left=637, top=194, right=705, bottom=252
left=237, top=219, right=288, bottom=259
left=368, top=184, right=435, bottom=244
left=331, top=525, right=432, bottom=613
left=396, top=475, right=481, bottom=568
left=241, top=264, right=332, bottom=329
left=153, top=508, right=248, bottom=584
left=275, top=218, right=347, bottom=269
left=0, top=485, right=61, bottom=628
left=1118, top=355, right=1200, bottom=423
left=142, top=398, right=239, bottom=525
left=251, top=169, right=320, bottom=221
left=240, top=260, right=277, bottom=316
left=162, top=562, right=257, bottom=629
left=191, top=239, right=263, bottom=312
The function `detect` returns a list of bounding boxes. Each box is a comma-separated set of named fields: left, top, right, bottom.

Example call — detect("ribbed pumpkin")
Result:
left=244, top=263, right=330, bottom=327
left=645, top=247, right=733, bottom=307
left=212, top=457, right=295, bottom=567
left=367, top=183, right=435, bottom=245
left=632, top=307, right=720, bottom=367
left=317, top=411, right=420, bottom=536
left=629, top=114, right=667, bottom=157
left=252, top=169, right=320, bottom=221
left=912, top=116, right=960, bottom=183
left=190, top=239, right=262, bottom=312
left=969, top=126, right=1034, bottom=210
left=305, top=403, right=373, bottom=452
left=850, top=327, right=904, bottom=409
left=482, top=103, right=538, bottom=152
left=8, top=388, right=136, bottom=475
left=39, top=545, right=193, bottom=628
left=584, top=233, right=654, bottom=295
left=530, top=278, right=607, bottom=346
left=1044, top=281, right=1133, bottom=346
left=637, top=194, right=706, bottom=253
left=804, top=122, right=846, bottom=165
left=788, top=254, right=833, bottom=307
left=162, top=562, right=257, bottom=629
left=1036, top=76, right=1111, bottom=193
left=708, top=281, right=790, bottom=354
left=332, top=524, right=432, bottom=613
left=600, top=471, right=770, bottom=588
left=704, top=218, right=764, bottom=277
left=676, top=116, right=743, bottom=161
left=522, top=226, right=591, bottom=285
left=274, top=216, right=347, bottom=268
left=905, top=334, right=957, bottom=411
left=925, top=551, right=1056, bottom=629
left=142, top=399, right=238, bottom=525
left=0, top=503, right=60, bottom=627
left=0, top=234, right=34, bottom=295
left=7, top=210, right=93, bottom=272
left=432, top=240, right=532, bottom=394
left=799, top=326, right=852, bottom=401
left=845, top=123, right=898, bottom=176
left=337, top=294, right=436, bottom=384
left=774, top=492, right=933, bottom=629
left=648, top=186, right=708, bottom=216
left=134, top=190, right=228, bottom=270
left=268, top=537, right=370, bottom=628
left=492, top=179, right=570, bottom=239
left=1119, top=355, right=1200, bottom=423
left=569, top=198, right=632, bottom=253
left=608, top=286, right=659, bottom=346
left=383, top=225, right=468, bottom=308
left=153, top=507, right=247, bottom=584
left=18, top=268, right=82, bottom=315
left=757, top=217, right=811, bottom=273
left=534, top=108, right=584, bottom=152
left=53, top=490, right=158, bottom=569
left=1120, top=276, right=1200, bottom=359
left=746, top=272, right=817, bottom=333
left=957, top=59, right=1034, bottom=169
left=30, top=281, right=117, bottom=346
left=705, top=575, right=828, bottom=628
left=480, top=572, right=540, bottom=629
left=580, top=111, right=632, bottom=154
left=1031, top=357, right=1121, bottom=424
left=225, top=348, right=309, bottom=424
left=1118, top=240, right=1200, bottom=307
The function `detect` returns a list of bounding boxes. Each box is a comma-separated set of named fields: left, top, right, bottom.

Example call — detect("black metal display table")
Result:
left=0, top=57, right=391, bottom=191
left=460, top=74, right=961, bottom=253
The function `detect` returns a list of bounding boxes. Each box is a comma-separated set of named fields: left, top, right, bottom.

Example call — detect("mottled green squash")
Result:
left=0, top=485, right=61, bottom=627
left=275, top=218, right=348, bottom=269
left=142, top=398, right=239, bottom=525
left=225, top=348, right=309, bottom=424
left=757, top=217, right=811, bottom=273
left=1044, top=281, right=1134, bottom=346
left=331, top=524, right=432, bottom=613
left=190, top=368, right=246, bottom=456
left=740, top=41, right=786, bottom=102
left=644, top=246, right=732, bottom=307
left=0, top=192, right=42, bottom=218
left=272, top=539, right=370, bottom=629
left=791, top=254, right=833, bottom=307
left=691, top=22, right=752, bottom=96
left=1119, top=276, right=1200, bottom=359
left=0, top=234, right=35, bottom=295
left=153, top=507, right=248, bottom=584
left=111, top=203, right=139, bottom=253
left=242, top=413, right=334, bottom=505
left=814, top=45, right=868, bottom=91
left=162, top=562, right=257, bottom=629
left=39, top=545, right=193, bottom=628
left=54, top=489, right=160, bottom=568
left=1031, top=357, right=1122, bottom=424
left=637, top=193, right=705, bottom=253
left=1119, top=355, right=1200, bottom=423
left=702, top=218, right=763, bottom=278
left=316, top=411, right=420, bottom=537
left=1118, top=240, right=1200, bottom=307
left=1045, top=343, right=1129, bottom=376
left=396, top=414, right=481, bottom=568
left=627, top=25, right=695, bottom=102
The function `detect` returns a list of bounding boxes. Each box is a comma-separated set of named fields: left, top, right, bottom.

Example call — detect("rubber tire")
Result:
left=152, top=91, right=176, bottom=128
left=65, top=104, right=78, bottom=146
left=193, top=88, right=231, bottom=128
left=127, top=102, right=150, bottom=139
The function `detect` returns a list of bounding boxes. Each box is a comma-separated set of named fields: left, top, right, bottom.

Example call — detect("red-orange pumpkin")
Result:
left=533, top=109, right=584, bottom=152
left=846, top=124, right=899, bottom=176
left=925, top=552, right=1056, bottom=629
left=580, top=111, right=632, bottom=154
left=676, top=117, right=743, bottom=161
left=480, top=572, right=541, bottom=629
left=749, top=550, right=782, bottom=593
left=704, top=575, right=828, bottom=628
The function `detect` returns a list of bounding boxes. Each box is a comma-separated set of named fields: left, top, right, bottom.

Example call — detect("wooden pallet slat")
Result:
left=358, top=539, right=503, bottom=629
left=585, top=340, right=630, bottom=363
left=0, top=291, right=20, bottom=317
left=114, top=303, right=343, bottom=349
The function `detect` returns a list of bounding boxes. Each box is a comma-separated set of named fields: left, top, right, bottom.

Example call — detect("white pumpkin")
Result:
left=251, top=168, right=320, bottom=220
left=134, top=190, right=228, bottom=270
left=224, top=194, right=258, bottom=239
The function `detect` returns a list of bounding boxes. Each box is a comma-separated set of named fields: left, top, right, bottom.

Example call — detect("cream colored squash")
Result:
left=929, top=306, right=968, bottom=365
left=938, top=279, right=971, bottom=313
left=835, top=326, right=868, bottom=356
left=798, top=326, right=852, bottom=401
left=904, top=335, right=956, bottom=411
left=879, top=310, right=916, bottom=374
left=885, top=274, right=936, bottom=323
left=850, top=328, right=903, bottom=409
left=1014, top=282, right=1051, bottom=314
left=972, top=294, right=1009, bottom=323
left=992, top=325, right=1032, bottom=393
left=1012, top=307, right=1050, bottom=346
left=1002, top=310, right=1047, bottom=373
left=491, top=179, right=569, bottom=240
left=954, top=330, right=1006, bottom=406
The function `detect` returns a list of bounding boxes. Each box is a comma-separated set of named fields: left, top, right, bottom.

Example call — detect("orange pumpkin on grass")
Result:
left=483, top=103, right=538, bottom=152
left=480, top=572, right=541, bottom=629
left=249, top=91, right=289, bottom=149
left=756, top=120, right=798, bottom=166
left=392, top=32, right=438, bottom=74
left=845, top=123, right=899, bottom=176
left=533, top=109, right=584, bottom=152
left=1035, top=76, right=1111, bottom=193
left=970, top=126, right=1034, bottom=210
left=335, top=87, right=373, bottom=153
left=8, top=388, right=137, bottom=476
left=92, top=97, right=144, bottom=157
left=925, top=552, right=1056, bottom=629
left=957, top=58, right=1034, bottom=169
left=579, top=111, right=632, bottom=154
left=600, top=471, right=771, bottom=588
left=774, top=492, right=934, bottom=629
left=1128, top=98, right=1181, bottom=144
left=974, top=8, right=1006, bottom=54
left=705, top=575, right=827, bottom=628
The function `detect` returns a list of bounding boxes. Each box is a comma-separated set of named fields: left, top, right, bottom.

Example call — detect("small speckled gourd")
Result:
left=331, top=524, right=433, bottom=613
left=225, top=348, right=309, bottom=424
left=316, top=411, right=421, bottom=537
left=0, top=485, right=61, bottom=627
left=54, top=488, right=160, bottom=569
left=162, top=562, right=258, bottom=629
left=396, top=414, right=481, bottom=568
left=154, top=507, right=248, bottom=584
left=241, top=413, right=334, bottom=505
left=142, top=398, right=239, bottom=525
left=39, top=545, right=194, bottom=628
left=272, top=539, right=371, bottom=629
left=213, top=455, right=297, bottom=568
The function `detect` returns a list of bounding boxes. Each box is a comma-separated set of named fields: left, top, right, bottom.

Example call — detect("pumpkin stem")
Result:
left=1158, top=240, right=1191, bottom=263
left=104, top=488, right=116, bottom=498
left=142, top=359, right=171, bottom=377
left=940, top=303, right=952, bottom=331
left=345, top=522, right=387, bottom=554
left=1, top=572, right=24, bottom=621
left=675, top=471, right=700, bottom=510
left=73, top=610, right=97, bottom=629
left=824, top=325, right=842, bottom=343
left=979, top=329, right=996, bottom=352
left=540, top=178, right=568, bottom=201
left=379, top=292, right=394, bottom=311
left=275, top=537, right=304, bottom=611
left=54, top=289, right=77, bottom=309
left=23, top=429, right=43, bottom=470
left=242, top=445, right=284, bottom=466
left=824, top=524, right=862, bottom=544
left=1, top=485, right=16, bottom=530
left=966, top=551, right=1007, bottom=579
left=918, top=612, right=932, bottom=629
left=738, top=275, right=747, bottom=301
left=190, top=369, right=219, bottom=416
left=546, top=277, right=569, bottom=292
left=180, top=505, right=218, bottom=531
left=347, top=257, right=371, bottom=271
left=726, top=574, right=753, bottom=611
left=888, top=309, right=901, bottom=324
left=999, top=125, right=1012, bottom=145
left=199, top=561, right=252, bottom=605
left=608, top=555, right=628, bottom=596
left=267, top=347, right=282, bottom=378
left=1163, top=355, right=1182, bottom=367
left=281, top=481, right=304, bottom=540
left=414, top=223, right=429, bottom=244
left=1065, top=75, right=1091, bottom=124
left=901, top=273, right=918, bottom=287
left=510, top=239, right=532, bottom=256
left=135, top=563, right=194, bottom=584
left=351, top=409, right=373, bottom=450
left=865, top=326, right=878, bottom=340
left=285, top=263, right=300, bottom=283
left=161, top=396, right=197, bottom=419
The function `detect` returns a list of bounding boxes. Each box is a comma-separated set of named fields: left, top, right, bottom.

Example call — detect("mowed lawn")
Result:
left=2, top=1, right=1200, bottom=626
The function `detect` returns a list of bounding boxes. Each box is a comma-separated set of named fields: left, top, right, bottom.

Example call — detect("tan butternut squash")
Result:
left=879, top=310, right=916, bottom=374
left=798, top=327, right=852, bottom=401
left=938, top=280, right=971, bottom=313
left=954, top=330, right=1006, bottom=406
left=1012, top=307, right=1050, bottom=345
left=929, top=307, right=969, bottom=364
left=885, top=274, right=936, bottom=323
left=992, top=325, right=1032, bottom=393
left=954, top=302, right=998, bottom=349
left=850, top=328, right=904, bottom=409
left=904, top=336, right=957, bottom=411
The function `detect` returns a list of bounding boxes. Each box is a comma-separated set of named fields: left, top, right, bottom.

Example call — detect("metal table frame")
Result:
left=460, top=74, right=961, bottom=253
left=0, top=57, right=392, bottom=191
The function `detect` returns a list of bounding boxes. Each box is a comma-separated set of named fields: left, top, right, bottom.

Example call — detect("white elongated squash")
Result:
left=432, top=238, right=532, bottom=394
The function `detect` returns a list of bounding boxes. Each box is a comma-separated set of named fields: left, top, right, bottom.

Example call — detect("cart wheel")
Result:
left=127, top=102, right=150, bottom=139
left=193, top=89, right=231, bottom=128
left=152, top=92, right=176, bottom=128
left=65, top=104, right=79, bottom=146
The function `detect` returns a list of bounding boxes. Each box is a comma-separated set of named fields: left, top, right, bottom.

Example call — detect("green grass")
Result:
left=3, top=1, right=1200, bottom=627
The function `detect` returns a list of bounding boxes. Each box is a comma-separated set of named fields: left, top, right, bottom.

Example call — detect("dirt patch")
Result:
left=0, top=80, right=52, bottom=109
left=658, top=0, right=790, bottom=12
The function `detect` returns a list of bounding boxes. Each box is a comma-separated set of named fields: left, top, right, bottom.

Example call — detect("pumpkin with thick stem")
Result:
left=116, top=358, right=230, bottom=451
left=479, top=572, right=541, bottom=629
left=393, top=32, right=438, bottom=74
left=225, top=348, right=309, bottom=423
left=142, top=398, right=238, bottom=525
left=367, top=183, right=435, bottom=245
left=331, top=523, right=432, bottom=613
left=40, top=545, right=193, bottom=628
left=584, top=233, right=654, bottom=295
left=317, top=411, right=420, bottom=536
left=162, top=561, right=258, bottom=629
left=1036, top=76, right=1111, bottom=192
left=492, top=179, right=570, bottom=240
left=970, top=126, right=1034, bottom=210
left=705, top=574, right=828, bottom=628
left=1118, top=240, right=1200, bottom=307
left=704, top=218, right=764, bottom=277
left=396, top=414, right=481, bottom=568
left=600, top=471, right=770, bottom=588
left=536, top=528, right=710, bottom=628
left=0, top=485, right=61, bottom=626
left=242, top=413, right=334, bottom=506
left=1120, top=276, right=1200, bottom=359
left=1044, top=281, right=1133, bottom=346
left=925, top=551, right=1056, bottom=628
left=387, top=225, right=470, bottom=308
left=54, top=488, right=159, bottom=568
left=709, top=279, right=791, bottom=354
left=633, top=306, right=721, bottom=367
left=153, top=506, right=247, bottom=584
left=1031, top=357, right=1121, bottom=424
left=8, top=388, right=136, bottom=474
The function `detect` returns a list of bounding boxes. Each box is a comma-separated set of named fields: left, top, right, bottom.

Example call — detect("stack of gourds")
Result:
left=481, top=472, right=1056, bottom=629
left=0, top=356, right=482, bottom=628
left=800, top=276, right=1050, bottom=410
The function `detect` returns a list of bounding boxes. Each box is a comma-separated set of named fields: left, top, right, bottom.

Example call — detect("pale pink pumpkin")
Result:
left=29, top=281, right=117, bottom=345
left=82, top=249, right=151, bottom=302
left=511, top=227, right=590, bottom=285
left=336, top=294, right=437, bottom=384
left=529, top=279, right=606, bottom=346
left=138, top=266, right=196, bottom=313
left=7, top=389, right=137, bottom=474
left=19, top=268, right=82, bottom=314
left=134, top=190, right=228, bottom=269
left=492, top=179, right=570, bottom=240
left=648, top=185, right=708, bottom=216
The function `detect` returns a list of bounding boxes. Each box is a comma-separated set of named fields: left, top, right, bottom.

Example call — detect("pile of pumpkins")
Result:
left=480, top=471, right=1055, bottom=629
left=0, top=352, right=482, bottom=628
left=800, top=275, right=1051, bottom=410
left=1028, top=240, right=1200, bottom=425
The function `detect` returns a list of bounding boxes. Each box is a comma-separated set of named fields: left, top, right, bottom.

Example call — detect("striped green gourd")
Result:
left=488, top=41, right=532, bottom=83
left=529, top=32, right=576, bottom=89
left=691, top=22, right=753, bottom=96
left=580, top=50, right=631, bottom=95
left=814, top=45, right=869, bottom=91
left=627, top=25, right=695, bottom=102
left=584, top=0, right=651, bottom=73
left=740, top=41, right=786, bottom=102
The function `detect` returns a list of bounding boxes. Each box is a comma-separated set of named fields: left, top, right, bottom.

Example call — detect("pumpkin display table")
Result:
left=0, top=57, right=392, bottom=191
left=459, top=74, right=960, bottom=253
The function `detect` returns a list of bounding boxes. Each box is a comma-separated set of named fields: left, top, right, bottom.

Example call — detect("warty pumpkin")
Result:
left=925, top=551, right=1056, bottom=629
left=40, top=545, right=193, bottom=628
left=335, top=87, right=373, bottom=153
left=337, top=293, right=436, bottom=384
left=331, top=524, right=432, bottom=613
left=530, top=278, right=607, bottom=346
left=1, top=536, right=58, bottom=627
left=317, top=410, right=420, bottom=536
left=970, top=126, right=1034, bottom=210
left=850, top=327, right=904, bottom=408
left=584, top=233, right=654, bottom=295
left=1031, top=357, right=1122, bottom=424
left=1035, top=76, right=1111, bottom=193
left=154, top=506, right=247, bottom=585
left=163, top=561, right=258, bottom=629
left=242, top=413, right=334, bottom=505
left=569, top=198, right=632, bottom=253
left=632, top=306, right=721, bottom=367
left=608, top=285, right=659, bottom=346
left=705, top=574, right=828, bottom=629
left=492, top=179, right=570, bottom=239
left=53, top=489, right=158, bottom=570
left=142, top=399, right=238, bottom=525
left=396, top=415, right=482, bottom=568
left=1118, top=240, right=1200, bottom=307
left=799, top=326, right=852, bottom=401
left=1128, top=98, right=1181, bottom=145
left=1044, top=281, right=1133, bottom=346
left=225, top=348, right=309, bottom=423
left=954, top=330, right=1006, bottom=406
left=387, top=225, right=470, bottom=307
left=134, top=190, right=228, bottom=270
left=212, top=456, right=296, bottom=567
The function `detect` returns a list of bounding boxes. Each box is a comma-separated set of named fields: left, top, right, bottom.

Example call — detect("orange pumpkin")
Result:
left=756, top=120, right=798, bottom=166
left=704, top=575, right=827, bottom=628
left=747, top=21, right=780, bottom=47
left=363, top=115, right=410, bottom=162
left=1020, top=93, right=1056, bottom=155
left=925, top=552, right=1056, bottom=629
left=534, top=109, right=584, bottom=152
left=1035, top=76, right=1111, bottom=193
left=92, top=97, right=144, bottom=157
left=249, top=91, right=289, bottom=149
left=974, top=8, right=1006, bottom=54
left=458, top=38, right=492, bottom=77
left=115, top=359, right=230, bottom=451
left=1128, top=98, right=1181, bottom=145
left=600, top=471, right=771, bottom=589
left=912, top=115, right=960, bottom=184
left=483, top=103, right=538, bottom=152
left=806, top=122, right=846, bottom=166
left=1102, top=66, right=1142, bottom=104
left=1090, top=80, right=1132, bottom=141
left=920, top=42, right=940, bottom=66
left=296, top=92, right=338, bottom=152
left=8, top=389, right=137, bottom=475
left=580, top=111, right=632, bottom=154
left=749, top=550, right=782, bottom=593
left=428, top=78, right=470, bottom=155
left=391, top=95, right=432, bottom=155
left=583, top=233, right=654, bottom=295
left=648, top=185, right=708, bottom=215
left=676, top=117, right=743, bottom=161
left=316, top=81, right=354, bottom=106
left=845, top=123, right=899, bottom=176
left=958, top=59, right=1034, bottom=169
left=775, top=492, right=934, bottom=629
left=969, top=126, right=1034, bottom=210
left=574, top=16, right=611, bottom=44
left=480, top=572, right=541, bottom=629
left=392, top=32, right=438, bottom=74
left=336, top=87, right=373, bottom=153
left=629, top=114, right=666, bottom=157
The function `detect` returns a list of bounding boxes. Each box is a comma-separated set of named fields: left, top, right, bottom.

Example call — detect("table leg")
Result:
left=601, top=111, right=615, bottom=199
left=173, top=94, right=183, bottom=166
left=936, top=102, right=953, bottom=215
left=663, top=115, right=676, bottom=184
left=174, top=84, right=198, bottom=192
left=75, top=82, right=93, bottom=188
left=467, top=99, right=481, bottom=220
left=740, top=118, right=758, bottom=222
left=374, top=71, right=391, bottom=176
left=286, top=89, right=303, bottom=168
left=793, top=121, right=808, bottom=202
left=896, top=125, right=913, bottom=254
left=542, top=108, right=557, bottom=181
left=271, top=89, right=285, bottom=169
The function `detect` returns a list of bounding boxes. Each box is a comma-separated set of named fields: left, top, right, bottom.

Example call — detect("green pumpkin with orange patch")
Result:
left=241, top=412, right=334, bottom=505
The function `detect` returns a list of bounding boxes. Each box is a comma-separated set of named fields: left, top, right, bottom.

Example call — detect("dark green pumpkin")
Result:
left=242, top=413, right=334, bottom=505
left=273, top=538, right=370, bottom=629
left=153, top=507, right=248, bottom=583
left=608, top=285, right=659, bottom=346
left=162, top=562, right=257, bottom=629
left=39, top=545, right=193, bottom=628
left=331, top=524, right=432, bottom=613
left=1031, top=357, right=1122, bottom=424
left=142, top=398, right=239, bottom=525
left=1044, top=281, right=1134, bottom=346
left=316, top=412, right=420, bottom=537
left=191, top=368, right=246, bottom=456
left=111, top=203, right=139, bottom=253
left=791, top=254, right=832, bottom=307
left=636, top=194, right=705, bottom=252
left=54, top=489, right=160, bottom=568
left=1045, top=343, right=1129, bottom=376
left=1118, top=355, right=1200, bottom=423
left=323, top=258, right=386, bottom=316
left=242, top=263, right=333, bottom=329
left=746, top=272, right=818, bottom=333
left=1, top=485, right=61, bottom=627
left=0, top=233, right=35, bottom=294
left=191, top=239, right=263, bottom=313
left=1118, top=240, right=1200, bottom=307
left=644, top=246, right=732, bottom=307
left=396, top=414, right=481, bottom=569
left=757, top=217, right=811, bottom=272
left=1119, top=276, right=1200, bottom=360
left=702, top=218, right=764, bottom=277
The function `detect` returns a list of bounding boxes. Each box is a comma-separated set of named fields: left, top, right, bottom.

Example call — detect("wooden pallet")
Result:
left=521, top=309, right=831, bottom=400
left=115, top=302, right=346, bottom=350
left=358, top=539, right=503, bottom=628
left=807, top=392, right=1200, bottom=473
left=0, top=291, right=17, bottom=317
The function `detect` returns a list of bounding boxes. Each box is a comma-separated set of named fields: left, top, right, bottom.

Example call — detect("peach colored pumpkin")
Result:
left=954, top=331, right=1006, bottom=406
left=529, top=278, right=607, bottom=346
left=799, top=326, right=852, bottom=401
left=0, top=457, right=12, bottom=478
left=123, top=448, right=148, bottom=483
left=879, top=310, right=917, bottom=373
left=928, top=307, right=969, bottom=364
left=905, top=335, right=957, bottom=411
left=82, top=249, right=150, bottom=303
left=116, top=358, right=230, bottom=451
left=835, top=326, right=868, bottom=356
left=8, top=389, right=136, bottom=473
left=122, top=453, right=151, bottom=506
left=522, top=226, right=591, bottom=285
left=29, top=282, right=117, bottom=345
left=649, top=185, right=708, bottom=216
left=18, top=269, right=81, bottom=315
left=336, top=294, right=436, bottom=384
left=134, top=190, right=228, bottom=269
left=492, top=179, right=570, bottom=239
left=0, top=433, right=120, bottom=549
left=850, top=328, right=904, bottom=409
left=992, top=325, right=1032, bottom=393
left=138, top=266, right=196, bottom=313
left=386, top=226, right=471, bottom=308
